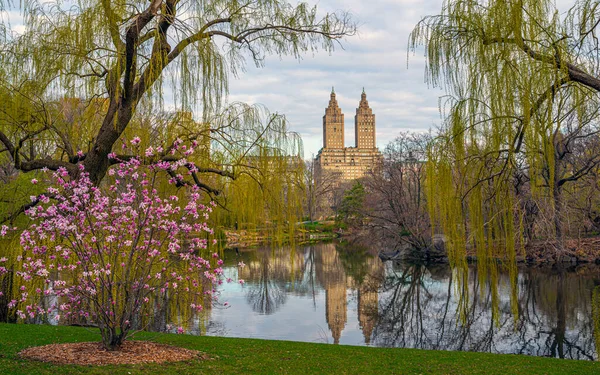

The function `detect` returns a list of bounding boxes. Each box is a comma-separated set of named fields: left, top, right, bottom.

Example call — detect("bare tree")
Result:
left=362, top=132, right=432, bottom=250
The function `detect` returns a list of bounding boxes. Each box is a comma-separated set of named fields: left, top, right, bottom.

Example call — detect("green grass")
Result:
left=301, top=221, right=344, bottom=233
left=0, top=323, right=598, bottom=374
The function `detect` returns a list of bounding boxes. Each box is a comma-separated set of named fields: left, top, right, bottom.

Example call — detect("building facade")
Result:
left=315, top=89, right=382, bottom=183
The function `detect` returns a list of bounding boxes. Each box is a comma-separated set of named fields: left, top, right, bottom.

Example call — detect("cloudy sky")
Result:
left=227, top=0, right=447, bottom=158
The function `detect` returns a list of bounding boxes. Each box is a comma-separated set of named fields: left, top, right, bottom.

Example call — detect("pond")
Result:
left=165, top=241, right=600, bottom=360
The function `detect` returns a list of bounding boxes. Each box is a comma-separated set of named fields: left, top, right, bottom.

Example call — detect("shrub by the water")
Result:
left=0, top=138, right=244, bottom=350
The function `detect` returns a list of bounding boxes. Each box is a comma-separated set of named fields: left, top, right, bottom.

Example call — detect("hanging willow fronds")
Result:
left=0, top=0, right=355, bottom=185
left=411, top=0, right=600, bottom=263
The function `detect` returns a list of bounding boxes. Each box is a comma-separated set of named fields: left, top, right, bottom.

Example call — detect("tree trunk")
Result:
left=0, top=270, right=14, bottom=323
left=101, top=326, right=127, bottom=351
left=553, top=185, right=565, bottom=255
left=84, top=100, right=135, bottom=184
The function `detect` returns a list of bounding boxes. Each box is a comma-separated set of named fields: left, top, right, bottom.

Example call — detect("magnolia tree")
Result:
left=0, top=139, right=243, bottom=350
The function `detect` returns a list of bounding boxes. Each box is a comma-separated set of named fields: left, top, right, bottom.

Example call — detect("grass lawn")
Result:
left=0, top=323, right=598, bottom=374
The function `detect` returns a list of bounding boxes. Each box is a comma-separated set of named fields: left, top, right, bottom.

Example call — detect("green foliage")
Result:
left=411, top=0, right=600, bottom=263
left=1, top=0, right=355, bottom=115
left=336, top=181, right=366, bottom=227
left=302, top=221, right=338, bottom=233
left=0, top=0, right=356, bottom=227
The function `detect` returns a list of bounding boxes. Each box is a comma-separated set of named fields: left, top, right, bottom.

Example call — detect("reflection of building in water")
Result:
left=316, top=243, right=348, bottom=344
left=315, top=242, right=384, bottom=344
left=326, top=283, right=347, bottom=344
left=358, top=274, right=380, bottom=345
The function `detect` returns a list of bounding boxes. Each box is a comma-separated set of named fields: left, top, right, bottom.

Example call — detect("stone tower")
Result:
left=315, top=88, right=382, bottom=186
left=355, top=88, right=376, bottom=149
left=323, top=87, right=344, bottom=149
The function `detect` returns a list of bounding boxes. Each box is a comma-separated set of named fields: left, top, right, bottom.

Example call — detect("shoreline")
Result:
left=221, top=227, right=600, bottom=267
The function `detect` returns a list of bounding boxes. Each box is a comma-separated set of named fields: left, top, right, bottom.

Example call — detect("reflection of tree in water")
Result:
left=245, top=256, right=287, bottom=315
left=142, top=282, right=213, bottom=335
left=512, top=268, right=597, bottom=359
left=370, top=263, right=599, bottom=360
left=335, top=240, right=372, bottom=284
left=372, top=263, right=436, bottom=348
left=240, top=246, right=306, bottom=315
left=593, top=286, right=600, bottom=356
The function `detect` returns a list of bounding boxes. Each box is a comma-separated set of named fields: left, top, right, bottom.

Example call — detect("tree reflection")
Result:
left=370, top=263, right=598, bottom=360
left=245, top=255, right=287, bottom=315
left=335, top=240, right=372, bottom=284
left=240, top=246, right=306, bottom=315
left=133, top=241, right=600, bottom=359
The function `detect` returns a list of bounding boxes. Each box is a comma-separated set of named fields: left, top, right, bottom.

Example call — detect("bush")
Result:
left=0, top=140, right=243, bottom=350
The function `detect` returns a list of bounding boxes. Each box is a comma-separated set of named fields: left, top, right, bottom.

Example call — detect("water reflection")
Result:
left=374, top=263, right=598, bottom=360
left=160, top=241, right=600, bottom=360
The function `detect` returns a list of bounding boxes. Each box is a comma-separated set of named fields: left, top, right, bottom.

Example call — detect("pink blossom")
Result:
left=31, top=178, right=38, bottom=185
left=8, top=140, right=238, bottom=348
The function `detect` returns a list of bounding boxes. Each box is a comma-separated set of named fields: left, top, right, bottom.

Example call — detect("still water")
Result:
left=176, top=241, right=600, bottom=360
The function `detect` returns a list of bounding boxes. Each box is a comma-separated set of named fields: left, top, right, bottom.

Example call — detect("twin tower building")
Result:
left=315, top=88, right=382, bottom=183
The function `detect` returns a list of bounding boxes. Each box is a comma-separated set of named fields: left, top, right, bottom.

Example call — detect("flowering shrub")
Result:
left=2, top=141, right=242, bottom=350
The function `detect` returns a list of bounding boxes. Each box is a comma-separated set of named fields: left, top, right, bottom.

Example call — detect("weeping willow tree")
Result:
left=0, top=0, right=355, bottom=222
left=0, top=0, right=354, bottom=326
left=411, top=0, right=600, bottom=266
left=198, top=103, right=306, bottom=238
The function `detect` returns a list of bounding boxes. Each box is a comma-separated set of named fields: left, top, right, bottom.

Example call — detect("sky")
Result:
left=226, top=0, right=447, bottom=158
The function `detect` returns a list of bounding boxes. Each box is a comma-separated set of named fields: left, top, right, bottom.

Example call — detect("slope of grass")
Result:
left=0, top=323, right=598, bottom=374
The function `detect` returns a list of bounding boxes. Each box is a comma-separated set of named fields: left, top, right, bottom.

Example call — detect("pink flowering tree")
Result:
left=0, top=140, right=243, bottom=350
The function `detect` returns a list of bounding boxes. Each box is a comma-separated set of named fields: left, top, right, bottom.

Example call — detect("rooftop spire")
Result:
left=332, top=86, right=335, bottom=94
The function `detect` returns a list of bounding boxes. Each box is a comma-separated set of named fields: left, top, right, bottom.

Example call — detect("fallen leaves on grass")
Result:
left=18, top=340, right=210, bottom=366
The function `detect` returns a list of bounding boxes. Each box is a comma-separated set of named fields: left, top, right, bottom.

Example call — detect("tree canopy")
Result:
left=411, top=0, right=600, bottom=262
left=0, top=0, right=355, bottom=223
